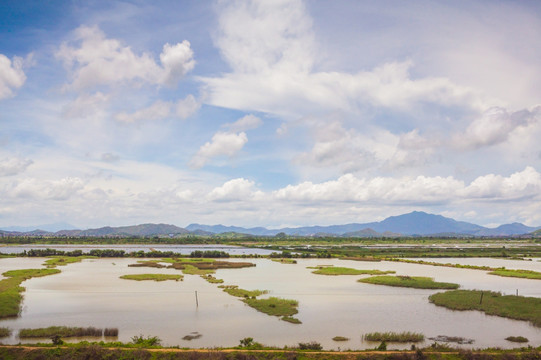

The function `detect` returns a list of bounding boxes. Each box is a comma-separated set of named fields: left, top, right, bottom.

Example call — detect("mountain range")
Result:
left=1, top=211, right=540, bottom=237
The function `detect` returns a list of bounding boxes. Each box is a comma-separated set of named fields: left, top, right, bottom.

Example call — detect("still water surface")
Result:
left=0, top=257, right=539, bottom=349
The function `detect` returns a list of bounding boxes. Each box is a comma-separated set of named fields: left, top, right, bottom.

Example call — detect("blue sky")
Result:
left=1, top=0, right=541, bottom=229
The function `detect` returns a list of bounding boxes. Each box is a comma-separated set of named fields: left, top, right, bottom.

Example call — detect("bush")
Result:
left=298, top=341, right=322, bottom=350
left=131, top=334, right=161, bottom=346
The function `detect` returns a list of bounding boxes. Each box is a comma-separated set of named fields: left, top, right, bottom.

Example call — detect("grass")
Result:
left=128, top=260, right=166, bottom=268
left=19, top=326, right=118, bottom=338
left=332, top=336, right=349, bottom=341
left=43, top=256, right=92, bottom=268
left=429, top=290, right=541, bottom=327
left=0, top=268, right=61, bottom=318
left=489, top=269, right=541, bottom=280
left=311, top=266, right=394, bottom=276
left=201, top=274, right=224, bottom=283
left=359, top=275, right=459, bottom=289
left=220, top=285, right=268, bottom=298
left=281, top=316, right=302, bottom=324
left=0, top=327, right=11, bottom=337
left=119, top=274, right=183, bottom=281
left=180, top=264, right=214, bottom=275
left=363, top=332, right=425, bottom=343
left=243, top=297, right=299, bottom=319
left=505, top=336, right=529, bottom=343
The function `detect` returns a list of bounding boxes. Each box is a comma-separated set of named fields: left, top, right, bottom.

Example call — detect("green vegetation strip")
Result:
left=311, top=266, right=394, bottom=276
left=43, top=256, right=93, bottom=268
left=359, top=275, right=459, bottom=289
left=242, top=297, right=301, bottom=324
left=363, top=332, right=425, bottom=343
left=429, top=290, right=541, bottom=327
left=220, top=285, right=268, bottom=298
left=505, top=336, right=528, bottom=343
left=19, top=326, right=118, bottom=338
left=271, top=259, right=297, bottom=264
left=119, top=274, right=183, bottom=282
left=489, top=269, right=541, bottom=280
left=0, top=268, right=61, bottom=318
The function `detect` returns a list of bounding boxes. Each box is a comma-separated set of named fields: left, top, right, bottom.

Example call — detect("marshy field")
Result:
left=0, top=246, right=539, bottom=352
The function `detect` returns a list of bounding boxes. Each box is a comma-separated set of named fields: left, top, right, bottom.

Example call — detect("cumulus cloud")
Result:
left=454, top=106, right=541, bottom=149
left=273, top=167, right=541, bottom=204
left=207, top=178, right=262, bottom=202
left=0, top=157, right=33, bottom=176
left=11, top=177, right=85, bottom=200
left=201, top=1, right=486, bottom=117
left=0, top=54, right=26, bottom=100
left=190, top=131, right=248, bottom=168
left=175, top=94, right=200, bottom=119
left=57, top=25, right=194, bottom=90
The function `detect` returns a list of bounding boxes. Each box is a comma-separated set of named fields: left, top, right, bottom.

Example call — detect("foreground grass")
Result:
left=363, top=331, right=425, bottom=343
left=311, top=266, right=394, bottom=276
left=429, top=290, right=541, bottom=327
left=242, top=297, right=301, bottom=324
left=489, top=269, right=541, bottom=280
left=119, top=274, right=183, bottom=282
left=0, top=269, right=61, bottom=318
left=19, top=326, right=118, bottom=338
left=359, top=276, right=459, bottom=289
left=0, top=344, right=540, bottom=360
left=219, top=285, right=268, bottom=298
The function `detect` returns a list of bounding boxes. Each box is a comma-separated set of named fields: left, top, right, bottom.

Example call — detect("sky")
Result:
left=1, top=0, right=541, bottom=230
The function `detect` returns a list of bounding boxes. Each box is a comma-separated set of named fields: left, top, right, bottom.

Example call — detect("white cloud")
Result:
left=190, top=131, right=248, bottom=168
left=115, top=100, right=171, bottom=123
left=62, top=92, right=110, bottom=119
left=462, top=166, right=541, bottom=200
left=57, top=25, right=194, bottom=90
left=10, top=177, right=85, bottom=201
left=0, top=54, right=26, bottom=100
left=175, top=94, right=200, bottom=119
left=223, top=114, right=262, bottom=132
left=207, top=178, right=262, bottom=202
left=454, top=106, right=540, bottom=150
left=0, top=157, right=33, bottom=176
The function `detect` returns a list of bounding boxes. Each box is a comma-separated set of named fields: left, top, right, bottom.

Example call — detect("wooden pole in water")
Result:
left=195, top=291, right=199, bottom=307
left=479, top=291, right=484, bottom=305
left=516, top=289, right=518, bottom=296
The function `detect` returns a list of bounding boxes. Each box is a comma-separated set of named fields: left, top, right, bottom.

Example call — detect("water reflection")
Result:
left=0, top=257, right=539, bottom=349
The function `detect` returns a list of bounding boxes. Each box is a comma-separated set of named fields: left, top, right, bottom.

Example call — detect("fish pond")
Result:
left=0, top=256, right=539, bottom=350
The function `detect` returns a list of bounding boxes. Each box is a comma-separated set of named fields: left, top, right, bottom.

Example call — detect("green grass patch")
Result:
left=0, top=327, right=11, bottom=337
left=19, top=326, right=118, bottom=338
left=119, top=274, right=183, bottom=282
left=201, top=275, right=224, bottom=283
left=311, top=266, right=394, bottom=276
left=489, top=269, right=541, bottom=280
left=242, top=297, right=299, bottom=318
left=332, top=336, right=349, bottom=341
left=181, top=264, right=215, bottom=275
left=220, top=285, right=268, bottom=298
left=43, top=256, right=93, bottom=268
left=281, top=316, right=301, bottom=324
left=363, top=331, right=425, bottom=343
left=359, top=275, right=459, bottom=289
left=0, top=268, right=61, bottom=318
left=429, top=290, right=541, bottom=327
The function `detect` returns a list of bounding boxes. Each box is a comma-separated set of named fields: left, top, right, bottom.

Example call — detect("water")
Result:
left=0, top=257, right=539, bottom=349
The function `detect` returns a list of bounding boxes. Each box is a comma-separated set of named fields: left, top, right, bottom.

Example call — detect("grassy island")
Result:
left=0, top=268, right=61, bottom=318
left=359, top=275, right=459, bottom=289
left=19, top=326, right=118, bottom=338
left=311, top=266, right=394, bottom=276
left=488, top=269, right=541, bottom=280
left=220, top=285, right=268, bottom=298
left=242, top=297, right=301, bottom=324
left=119, top=274, right=183, bottom=282
left=363, top=331, right=425, bottom=343
left=429, top=290, right=541, bottom=327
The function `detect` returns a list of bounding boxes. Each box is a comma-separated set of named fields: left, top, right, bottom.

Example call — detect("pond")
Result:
left=0, top=257, right=539, bottom=350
